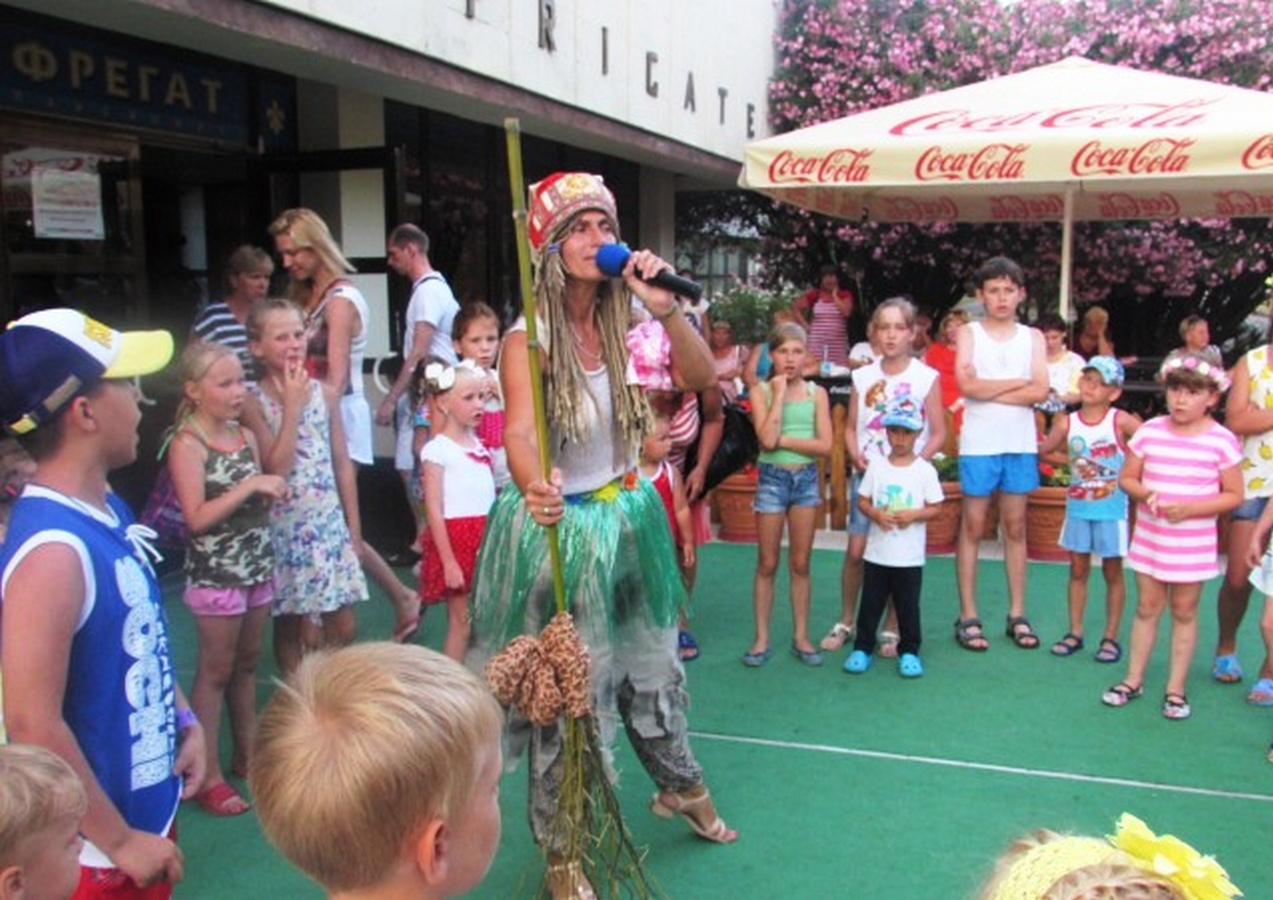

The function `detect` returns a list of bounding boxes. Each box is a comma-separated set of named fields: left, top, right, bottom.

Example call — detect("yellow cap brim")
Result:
left=102, top=329, right=174, bottom=379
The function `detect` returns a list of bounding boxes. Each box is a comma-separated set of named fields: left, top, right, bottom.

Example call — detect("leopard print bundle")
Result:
left=484, top=612, right=592, bottom=726
left=540, top=611, right=592, bottom=719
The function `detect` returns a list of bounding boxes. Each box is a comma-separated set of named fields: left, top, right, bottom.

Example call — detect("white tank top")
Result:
left=508, top=316, right=628, bottom=495
left=960, top=321, right=1037, bottom=455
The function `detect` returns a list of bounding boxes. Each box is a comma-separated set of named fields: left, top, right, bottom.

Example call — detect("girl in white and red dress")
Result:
left=453, top=301, right=508, bottom=490
left=419, top=359, right=496, bottom=661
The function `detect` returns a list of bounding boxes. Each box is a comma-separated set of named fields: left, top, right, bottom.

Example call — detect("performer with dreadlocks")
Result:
left=469, top=172, right=737, bottom=898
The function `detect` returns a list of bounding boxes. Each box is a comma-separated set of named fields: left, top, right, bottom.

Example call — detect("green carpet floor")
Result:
left=170, top=542, right=1273, bottom=898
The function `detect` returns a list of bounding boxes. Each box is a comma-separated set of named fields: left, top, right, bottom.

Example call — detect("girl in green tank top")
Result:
left=743, top=322, right=833, bottom=669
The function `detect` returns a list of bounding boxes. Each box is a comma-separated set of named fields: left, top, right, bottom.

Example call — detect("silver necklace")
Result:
left=568, top=321, right=603, bottom=363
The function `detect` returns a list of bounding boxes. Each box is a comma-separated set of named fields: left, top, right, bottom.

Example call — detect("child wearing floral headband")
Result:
left=1102, top=351, right=1242, bottom=720
left=979, top=812, right=1240, bottom=899
left=418, top=358, right=496, bottom=661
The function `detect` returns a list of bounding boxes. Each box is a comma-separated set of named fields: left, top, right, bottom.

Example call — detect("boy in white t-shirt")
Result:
left=843, top=395, right=943, bottom=678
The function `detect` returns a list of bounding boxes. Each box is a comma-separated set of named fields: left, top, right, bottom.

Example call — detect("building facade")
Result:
left=0, top=0, right=775, bottom=352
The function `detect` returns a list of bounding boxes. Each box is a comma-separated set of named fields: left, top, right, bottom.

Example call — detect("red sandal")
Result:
left=193, top=781, right=251, bottom=817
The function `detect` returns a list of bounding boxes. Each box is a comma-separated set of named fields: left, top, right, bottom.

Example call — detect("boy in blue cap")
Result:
left=843, top=394, right=943, bottom=678
left=0, top=309, right=204, bottom=899
left=1039, top=355, right=1142, bottom=663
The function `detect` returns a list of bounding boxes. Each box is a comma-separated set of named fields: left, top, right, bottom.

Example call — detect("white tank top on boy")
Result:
left=960, top=321, right=1037, bottom=456
left=1066, top=407, right=1127, bottom=521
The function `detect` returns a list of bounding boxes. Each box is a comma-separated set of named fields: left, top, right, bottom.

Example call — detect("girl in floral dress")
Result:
left=242, top=298, right=368, bottom=677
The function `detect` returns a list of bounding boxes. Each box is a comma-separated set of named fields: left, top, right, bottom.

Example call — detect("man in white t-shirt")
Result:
left=378, top=224, right=460, bottom=527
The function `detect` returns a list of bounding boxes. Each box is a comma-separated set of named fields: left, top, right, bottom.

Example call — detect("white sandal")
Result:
left=819, top=621, right=855, bottom=651
left=878, top=630, right=900, bottom=658
left=650, top=788, right=738, bottom=843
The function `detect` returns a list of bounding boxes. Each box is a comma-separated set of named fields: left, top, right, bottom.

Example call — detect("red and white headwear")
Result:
left=527, top=172, right=618, bottom=257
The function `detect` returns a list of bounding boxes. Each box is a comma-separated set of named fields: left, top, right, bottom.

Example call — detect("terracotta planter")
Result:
left=1026, top=485, right=1069, bottom=562
left=927, top=482, right=963, bottom=554
left=926, top=482, right=1000, bottom=554
left=713, top=472, right=758, bottom=542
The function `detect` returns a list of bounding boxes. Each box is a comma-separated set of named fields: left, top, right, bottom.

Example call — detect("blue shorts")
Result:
left=1059, top=517, right=1128, bottom=559
left=754, top=462, right=821, bottom=513
left=958, top=453, right=1039, bottom=497
left=1233, top=496, right=1269, bottom=522
left=847, top=470, right=870, bottom=536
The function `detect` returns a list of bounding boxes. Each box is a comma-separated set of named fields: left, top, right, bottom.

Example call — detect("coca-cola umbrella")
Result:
left=740, top=55, right=1273, bottom=319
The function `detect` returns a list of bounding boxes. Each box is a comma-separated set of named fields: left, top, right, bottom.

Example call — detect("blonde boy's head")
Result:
left=0, top=744, right=87, bottom=899
left=250, top=643, right=504, bottom=895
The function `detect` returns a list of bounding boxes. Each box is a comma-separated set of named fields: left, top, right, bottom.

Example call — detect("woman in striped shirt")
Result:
left=793, top=265, right=854, bottom=368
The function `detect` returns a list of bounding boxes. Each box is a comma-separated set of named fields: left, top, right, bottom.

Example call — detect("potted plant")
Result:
left=714, top=461, right=760, bottom=542
left=1026, top=462, right=1070, bottom=562
left=707, top=280, right=791, bottom=347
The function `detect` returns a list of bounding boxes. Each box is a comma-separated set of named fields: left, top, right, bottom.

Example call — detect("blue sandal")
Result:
left=791, top=643, right=824, bottom=667
left=678, top=630, right=700, bottom=662
left=1094, top=638, right=1122, bottom=664
left=898, top=653, right=924, bottom=678
left=843, top=650, right=872, bottom=674
left=1213, top=654, right=1243, bottom=683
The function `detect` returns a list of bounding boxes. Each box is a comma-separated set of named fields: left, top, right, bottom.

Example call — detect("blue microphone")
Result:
left=594, top=243, right=703, bottom=301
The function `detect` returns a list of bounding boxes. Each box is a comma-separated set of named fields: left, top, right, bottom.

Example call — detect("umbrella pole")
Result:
left=1060, top=187, right=1074, bottom=322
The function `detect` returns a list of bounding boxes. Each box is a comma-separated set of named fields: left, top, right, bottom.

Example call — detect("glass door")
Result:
left=0, top=116, right=145, bottom=325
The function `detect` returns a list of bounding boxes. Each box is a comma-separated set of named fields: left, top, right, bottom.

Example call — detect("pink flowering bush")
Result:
left=732, top=0, right=1273, bottom=355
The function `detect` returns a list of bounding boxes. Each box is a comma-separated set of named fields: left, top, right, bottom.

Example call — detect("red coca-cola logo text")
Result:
left=879, top=196, right=959, bottom=221
left=1213, top=191, right=1273, bottom=217
left=1096, top=192, right=1181, bottom=218
left=1071, top=138, right=1193, bottom=177
left=988, top=195, right=1065, bottom=221
left=767, top=148, right=872, bottom=185
left=915, top=143, right=1027, bottom=182
left=890, top=99, right=1216, bottom=136
left=1241, top=135, right=1273, bottom=170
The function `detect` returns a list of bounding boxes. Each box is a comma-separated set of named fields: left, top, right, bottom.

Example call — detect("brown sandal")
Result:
left=954, top=617, right=989, bottom=652
left=650, top=787, right=738, bottom=843
left=1005, top=615, right=1041, bottom=649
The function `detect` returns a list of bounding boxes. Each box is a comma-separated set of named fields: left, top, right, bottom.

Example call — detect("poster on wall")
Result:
left=32, top=163, right=105, bottom=240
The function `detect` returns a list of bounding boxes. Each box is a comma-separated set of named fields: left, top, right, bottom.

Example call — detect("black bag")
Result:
left=685, top=401, right=759, bottom=495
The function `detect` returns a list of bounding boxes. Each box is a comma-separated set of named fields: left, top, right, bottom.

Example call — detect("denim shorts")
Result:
left=753, top=462, right=821, bottom=513
left=847, top=470, right=870, bottom=536
left=959, top=453, right=1039, bottom=497
left=1059, top=517, right=1128, bottom=559
left=1233, top=496, right=1270, bottom=522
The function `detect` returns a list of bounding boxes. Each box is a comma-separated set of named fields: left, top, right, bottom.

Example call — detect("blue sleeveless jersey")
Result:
left=0, top=489, right=180, bottom=838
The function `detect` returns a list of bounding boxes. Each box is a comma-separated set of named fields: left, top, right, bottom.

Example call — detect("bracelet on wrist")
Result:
left=176, top=708, right=199, bottom=732
left=651, top=304, right=679, bottom=322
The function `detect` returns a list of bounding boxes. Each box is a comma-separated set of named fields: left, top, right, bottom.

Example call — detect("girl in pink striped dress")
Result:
left=1102, top=353, right=1242, bottom=721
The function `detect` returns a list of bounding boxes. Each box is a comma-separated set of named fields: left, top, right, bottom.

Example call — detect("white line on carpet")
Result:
left=692, top=730, right=1273, bottom=803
